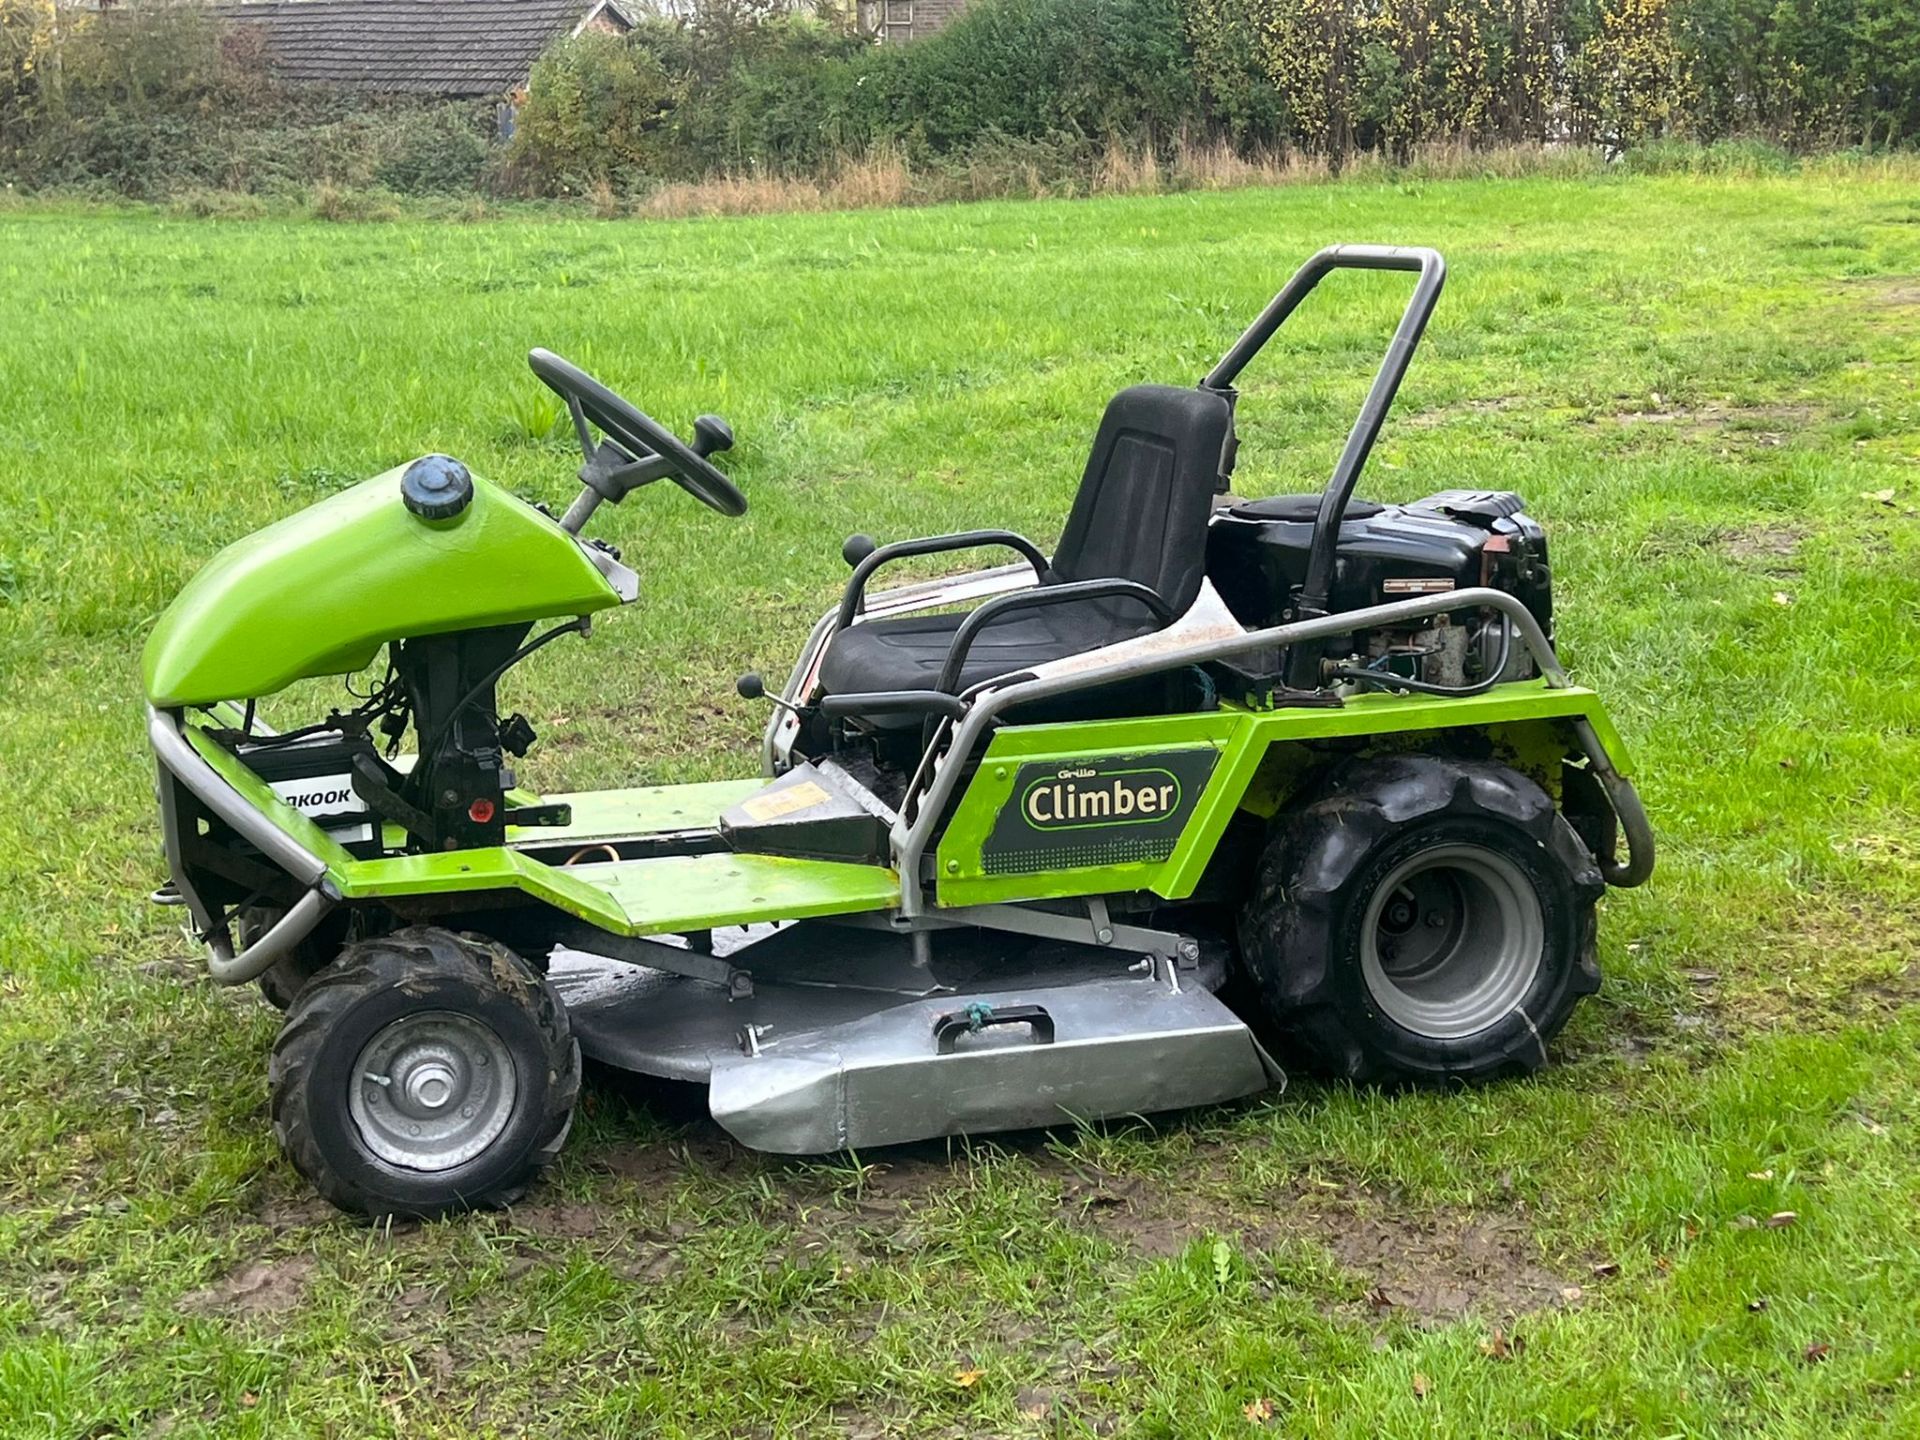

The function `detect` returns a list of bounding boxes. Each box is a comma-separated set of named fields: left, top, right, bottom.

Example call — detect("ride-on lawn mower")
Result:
left=144, top=246, right=1653, bottom=1218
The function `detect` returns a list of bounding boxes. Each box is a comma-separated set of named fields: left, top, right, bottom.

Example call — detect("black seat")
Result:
left=816, top=384, right=1230, bottom=701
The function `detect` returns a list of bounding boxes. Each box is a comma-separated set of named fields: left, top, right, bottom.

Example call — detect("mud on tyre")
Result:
left=269, top=926, right=579, bottom=1219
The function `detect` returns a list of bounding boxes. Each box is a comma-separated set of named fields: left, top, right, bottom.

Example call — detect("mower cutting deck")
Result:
left=144, top=245, right=1653, bottom=1218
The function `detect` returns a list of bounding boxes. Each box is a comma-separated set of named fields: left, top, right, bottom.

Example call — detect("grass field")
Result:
left=3, top=170, right=1920, bottom=1437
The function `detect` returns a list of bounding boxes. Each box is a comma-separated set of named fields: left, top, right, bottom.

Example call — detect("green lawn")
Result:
left=3, top=171, right=1919, bottom=1437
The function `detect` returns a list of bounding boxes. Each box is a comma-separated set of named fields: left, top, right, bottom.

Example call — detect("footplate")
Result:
left=550, top=925, right=1278, bottom=1154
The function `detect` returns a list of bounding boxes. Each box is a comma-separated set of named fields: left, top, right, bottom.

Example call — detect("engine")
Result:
left=1205, top=490, right=1553, bottom=696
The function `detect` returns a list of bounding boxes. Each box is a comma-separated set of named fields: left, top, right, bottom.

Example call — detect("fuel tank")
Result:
left=143, top=459, right=620, bottom=707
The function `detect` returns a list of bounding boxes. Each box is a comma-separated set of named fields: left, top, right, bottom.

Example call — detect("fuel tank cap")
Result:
left=401, top=455, right=474, bottom=521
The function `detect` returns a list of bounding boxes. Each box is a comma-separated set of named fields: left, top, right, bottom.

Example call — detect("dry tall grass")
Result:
left=630, top=137, right=1626, bottom=223
left=288, top=139, right=1920, bottom=226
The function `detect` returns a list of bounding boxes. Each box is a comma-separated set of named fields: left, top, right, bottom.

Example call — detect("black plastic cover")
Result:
left=1205, top=489, right=1552, bottom=637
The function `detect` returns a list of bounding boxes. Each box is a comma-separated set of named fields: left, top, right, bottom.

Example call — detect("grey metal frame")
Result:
left=147, top=705, right=339, bottom=985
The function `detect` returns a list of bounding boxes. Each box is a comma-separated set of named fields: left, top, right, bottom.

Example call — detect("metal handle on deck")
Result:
left=934, top=1004, right=1056, bottom=1053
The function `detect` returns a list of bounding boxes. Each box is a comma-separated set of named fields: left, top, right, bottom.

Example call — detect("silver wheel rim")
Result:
left=1359, top=844, right=1544, bottom=1040
left=347, top=1011, right=518, bottom=1172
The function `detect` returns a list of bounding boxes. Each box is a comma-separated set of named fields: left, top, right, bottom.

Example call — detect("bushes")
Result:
left=503, top=26, right=680, bottom=190
left=0, top=1, right=493, bottom=197
left=851, top=0, right=1197, bottom=155
left=3, top=0, right=1918, bottom=204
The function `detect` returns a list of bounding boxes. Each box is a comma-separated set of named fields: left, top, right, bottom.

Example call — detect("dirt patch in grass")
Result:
left=1605, top=402, right=1815, bottom=448
left=1715, top=522, right=1806, bottom=567
left=1059, top=1171, right=1577, bottom=1322
left=1402, top=397, right=1525, bottom=429
left=1690, top=891, right=1920, bottom=1030
left=181, top=1254, right=316, bottom=1319
left=1843, top=276, right=1920, bottom=308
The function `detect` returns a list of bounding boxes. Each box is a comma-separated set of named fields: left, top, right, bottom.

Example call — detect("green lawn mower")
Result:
left=145, top=246, right=1653, bottom=1219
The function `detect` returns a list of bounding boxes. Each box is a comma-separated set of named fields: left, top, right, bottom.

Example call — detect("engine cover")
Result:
left=1204, top=491, right=1553, bottom=695
left=1207, top=490, right=1552, bottom=633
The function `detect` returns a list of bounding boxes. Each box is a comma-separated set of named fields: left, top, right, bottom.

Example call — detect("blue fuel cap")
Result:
left=401, top=455, right=474, bottom=521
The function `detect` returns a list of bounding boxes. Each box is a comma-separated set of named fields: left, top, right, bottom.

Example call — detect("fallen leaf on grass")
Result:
left=1805, top=1342, right=1832, bottom=1364
left=1766, top=1211, right=1799, bottom=1229
left=1412, top=1373, right=1432, bottom=1401
left=1243, top=1397, right=1275, bottom=1423
left=1367, top=1287, right=1393, bottom=1313
left=1479, top=1327, right=1523, bottom=1360
left=951, top=1366, right=986, bottom=1389
left=1560, top=1285, right=1585, bottom=1303
left=1591, top=1260, right=1620, bottom=1279
left=1747, top=1169, right=1775, bottom=1181
left=1772, top=591, right=1794, bottom=606
left=1862, top=489, right=1897, bottom=504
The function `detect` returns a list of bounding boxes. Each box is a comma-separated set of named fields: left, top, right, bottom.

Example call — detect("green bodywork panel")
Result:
left=934, top=680, right=1630, bottom=907
left=144, top=465, right=619, bottom=706
left=180, top=680, right=1630, bottom=937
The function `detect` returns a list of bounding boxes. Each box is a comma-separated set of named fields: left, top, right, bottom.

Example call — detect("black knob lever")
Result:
left=842, top=533, right=877, bottom=568
left=692, top=414, right=734, bottom=458
left=737, top=672, right=801, bottom=717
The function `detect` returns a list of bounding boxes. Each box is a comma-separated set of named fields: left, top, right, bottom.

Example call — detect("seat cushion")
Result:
left=816, top=595, right=1161, bottom=697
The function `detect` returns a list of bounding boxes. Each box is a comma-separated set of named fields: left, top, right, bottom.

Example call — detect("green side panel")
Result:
left=507, top=779, right=768, bottom=848
left=183, top=723, right=354, bottom=880
left=935, top=712, right=1247, bottom=907
left=144, top=466, right=619, bottom=706
left=935, top=681, right=1628, bottom=908
left=564, top=854, right=901, bottom=935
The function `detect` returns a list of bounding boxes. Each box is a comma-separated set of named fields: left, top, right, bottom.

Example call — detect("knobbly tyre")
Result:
left=144, top=246, right=1653, bottom=1218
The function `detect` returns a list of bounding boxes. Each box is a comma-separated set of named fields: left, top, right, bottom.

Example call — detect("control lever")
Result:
left=735, top=672, right=800, bottom=717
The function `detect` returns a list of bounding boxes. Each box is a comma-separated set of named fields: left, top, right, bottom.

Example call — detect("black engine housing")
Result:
left=1206, top=490, right=1553, bottom=691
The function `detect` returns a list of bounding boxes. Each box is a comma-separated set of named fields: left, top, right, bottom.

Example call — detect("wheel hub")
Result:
left=1359, top=844, right=1544, bottom=1040
left=348, top=1011, right=517, bottom=1172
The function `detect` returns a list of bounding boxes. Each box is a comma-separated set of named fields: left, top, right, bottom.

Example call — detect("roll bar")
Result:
left=1201, top=244, right=1448, bottom=687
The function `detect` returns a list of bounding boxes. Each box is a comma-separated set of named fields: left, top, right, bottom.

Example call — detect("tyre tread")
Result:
left=269, top=926, right=578, bottom=1219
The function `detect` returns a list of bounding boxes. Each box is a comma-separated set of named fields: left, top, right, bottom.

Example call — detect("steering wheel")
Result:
left=528, top=348, right=746, bottom=518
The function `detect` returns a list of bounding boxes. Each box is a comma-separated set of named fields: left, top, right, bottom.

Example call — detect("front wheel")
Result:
left=1237, top=755, right=1603, bottom=1084
left=269, top=927, right=579, bottom=1219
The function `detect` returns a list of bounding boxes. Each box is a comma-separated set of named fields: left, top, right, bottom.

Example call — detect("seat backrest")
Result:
left=1050, top=384, right=1231, bottom=615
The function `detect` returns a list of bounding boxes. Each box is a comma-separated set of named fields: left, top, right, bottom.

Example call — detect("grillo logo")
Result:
left=1021, top=766, right=1181, bottom=830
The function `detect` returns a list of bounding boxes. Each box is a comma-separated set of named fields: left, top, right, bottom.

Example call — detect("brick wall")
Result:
left=857, top=0, right=968, bottom=43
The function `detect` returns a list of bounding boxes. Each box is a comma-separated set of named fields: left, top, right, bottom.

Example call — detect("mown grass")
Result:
left=2, top=170, right=1918, bottom=1437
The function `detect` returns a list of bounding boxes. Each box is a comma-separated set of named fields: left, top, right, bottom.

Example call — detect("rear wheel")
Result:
left=269, top=927, right=579, bottom=1219
left=1237, top=754, right=1602, bottom=1084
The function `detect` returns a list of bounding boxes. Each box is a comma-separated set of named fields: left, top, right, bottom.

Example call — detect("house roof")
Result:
left=212, top=0, right=630, bottom=97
